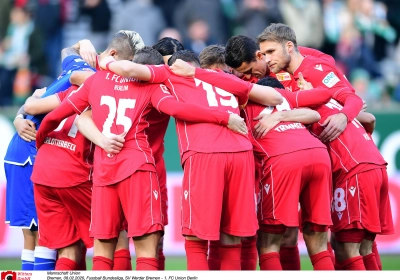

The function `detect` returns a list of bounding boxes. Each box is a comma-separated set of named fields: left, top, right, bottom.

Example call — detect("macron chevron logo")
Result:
left=153, top=190, right=158, bottom=200
left=349, top=186, right=356, bottom=197
left=184, top=190, right=189, bottom=200
left=337, top=211, right=343, bottom=220
left=314, top=64, right=323, bottom=71
left=264, top=184, right=270, bottom=194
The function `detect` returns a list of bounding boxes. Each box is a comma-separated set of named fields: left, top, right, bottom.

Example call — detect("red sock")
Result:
left=78, top=247, right=87, bottom=270
left=158, top=248, right=165, bottom=271
left=310, top=250, right=334, bottom=270
left=93, top=256, right=114, bottom=270
left=363, top=253, right=379, bottom=270
left=337, top=256, right=366, bottom=270
left=55, top=258, right=79, bottom=270
left=136, top=257, right=158, bottom=270
left=372, top=241, right=382, bottom=270
left=219, top=243, right=241, bottom=270
left=113, top=249, right=132, bottom=270
left=208, top=240, right=220, bottom=270
left=327, top=242, right=335, bottom=267
left=280, top=245, right=300, bottom=270
left=241, top=238, right=257, bottom=270
left=259, top=252, right=282, bottom=270
left=185, top=239, right=209, bottom=270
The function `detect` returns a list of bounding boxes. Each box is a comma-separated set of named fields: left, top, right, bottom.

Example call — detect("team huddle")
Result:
left=4, top=23, right=394, bottom=271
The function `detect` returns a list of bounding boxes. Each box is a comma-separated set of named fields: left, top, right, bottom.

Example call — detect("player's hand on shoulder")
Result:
left=227, top=113, right=248, bottom=135
left=297, top=72, right=313, bottom=90
left=362, top=99, right=368, bottom=112
left=99, top=55, right=116, bottom=70
left=170, top=59, right=195, bottom=77
left=14, top=118, right=36, bottom=142
left=100, top=131, right=126, bottom=154
left=253, top=112, right=281, bottom=139
left=319, top=112, right=348, bottom=142
left=79, top=39, right=97, bottom=69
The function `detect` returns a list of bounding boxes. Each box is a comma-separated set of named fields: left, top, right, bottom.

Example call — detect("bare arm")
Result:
left=61, top=39, right=97, bottom=68
left=75, top=110, right=125, bottom=154
left=253, top=108, right=320, bottom=139
left=248, top=84, right=283, bottom=107
left=356, top=111, right=376, bottom=134
left=100, top=56, right=152, bottom=81
left=24, top=95, right=60, bottom=115
left=69, top=70, right=95, bottom=86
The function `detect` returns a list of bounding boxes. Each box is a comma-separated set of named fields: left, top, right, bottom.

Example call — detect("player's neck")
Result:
left=287, top=52, right=304, bottom=75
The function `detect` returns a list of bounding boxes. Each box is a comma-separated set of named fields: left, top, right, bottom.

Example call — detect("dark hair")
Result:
left=257, top=23, right=298, bottom=49
left=256, top=76, right=285, bottom=89
left=168, top=50, right=200, bottom=67
left=225, top=35, right=258, bottom=69
left=199, top=44, right=225, bottom=69
left=107, top=30, right=144, bottom=60
left=132, top=46, right=164, bottom=65
left=152, top=37, right=184, bottom=56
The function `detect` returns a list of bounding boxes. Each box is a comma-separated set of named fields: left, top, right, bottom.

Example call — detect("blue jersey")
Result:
left=4, top=55, right=95, bottom=165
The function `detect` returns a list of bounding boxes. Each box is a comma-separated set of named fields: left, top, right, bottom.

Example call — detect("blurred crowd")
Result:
left=1, top=0, right=400, bottom=109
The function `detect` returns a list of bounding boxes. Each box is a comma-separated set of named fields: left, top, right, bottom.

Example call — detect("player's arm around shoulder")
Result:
left=69, top=70, right=96, bottom=86
left=100, top=56, right=152, bottom=82
left=24, top=89, right=61, bottom=115
left=61, top=39, right=97, bottom=68
left=249, top=84, right=283, bottom=107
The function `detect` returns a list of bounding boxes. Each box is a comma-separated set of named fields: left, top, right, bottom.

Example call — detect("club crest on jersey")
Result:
left=314, top=64, right=323, bottom=71
left=322, top=72, right=340, bottom=88
left=160, top=84, right=170, bottom=94
left=275, top=72, right=291, bottom=81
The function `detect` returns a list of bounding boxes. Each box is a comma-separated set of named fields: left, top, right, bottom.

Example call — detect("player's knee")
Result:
left=281, top=227, right=299, bottom=247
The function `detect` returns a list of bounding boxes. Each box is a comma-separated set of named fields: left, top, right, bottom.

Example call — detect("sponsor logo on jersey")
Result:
left=275, top=72, right=291, bottom=81
left=322, top=72, right=340, bottom=88
left=349, top=186, right=356, bottom=197
left=314, top=64, right=323, bottom=71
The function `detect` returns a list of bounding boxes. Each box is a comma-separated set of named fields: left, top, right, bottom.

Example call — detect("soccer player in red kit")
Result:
left=35, top=48, right=246, bottom=271
left=100, top=50, right=285, bottom=270
left=170, top=57, right=335, bottom=270
left=257, top=23, right=394, bottom=270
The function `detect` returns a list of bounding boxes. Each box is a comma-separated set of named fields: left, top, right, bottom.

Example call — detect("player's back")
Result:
left=309, top=100, right=386, bottom=183
left=147, top=65, right=252, bottom=163
left=75, top=71, right=161, bottom=186
left=244, top=96, right=325, bottom=160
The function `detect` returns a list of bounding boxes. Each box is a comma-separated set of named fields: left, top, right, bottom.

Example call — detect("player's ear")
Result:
left=286, top=41, right=294, bottom=53
left=109, top=49, right=117, bottom=57
left=256, top=50, right=264, bottom=60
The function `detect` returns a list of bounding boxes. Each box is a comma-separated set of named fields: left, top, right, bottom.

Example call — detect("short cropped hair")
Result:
left=132, top=46, right=164, bottom=65
left=256, top=76, right=285, bottom=89
left=199, top=44, right=225, bottom=69
left=168, top=50, right=200, bottom=67
left=107, top=30, right=145, bottom=60
left=152, top=37, right=184, bottom=56
left=256, top=23, right=298, bottom=48
left=225, top=35, right=258, bottom=69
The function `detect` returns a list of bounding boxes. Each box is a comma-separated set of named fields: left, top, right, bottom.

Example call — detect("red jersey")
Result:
left=293, top=56, right=363, bottom=122
left=147, top=65, right=253, bottom=164
left=243, top=89, right=328, bottom=160
left=31, top=86, right=94, bottom=187
left=145, top=109, right=170, bottom=162
left=67, top=71, right=175, bottom=186
left=309, top=99, right=387, bottom=184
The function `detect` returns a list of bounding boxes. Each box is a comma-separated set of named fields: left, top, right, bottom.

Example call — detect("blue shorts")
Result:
left=5, top=162, right=38, bottom=229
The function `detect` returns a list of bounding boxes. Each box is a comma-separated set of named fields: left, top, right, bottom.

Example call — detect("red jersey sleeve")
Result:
left=298, top=58, right=361, bottom=122
left=146, top=65, right=171, bottom=83
left=278, top=87, right=333, bottom=108
left=66, top=75, right=93, bottom=114
left=56, top=85, right=79, bottom=103
left=151, top=84, right=230, bottom=126
left=194, top=68, right=252, bottom=106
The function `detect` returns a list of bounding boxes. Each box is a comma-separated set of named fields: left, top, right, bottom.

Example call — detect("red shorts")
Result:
left=90, top=169, right=163, bottom=239
left=258, top=148, right=332, bottom=230
left=181, top=151, right=258, bottom=240
left=331, top=167, right=394, bottom=234
left=156, top=157, right=168, bottom=226
left=34, top=182, right=93, bottom=249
